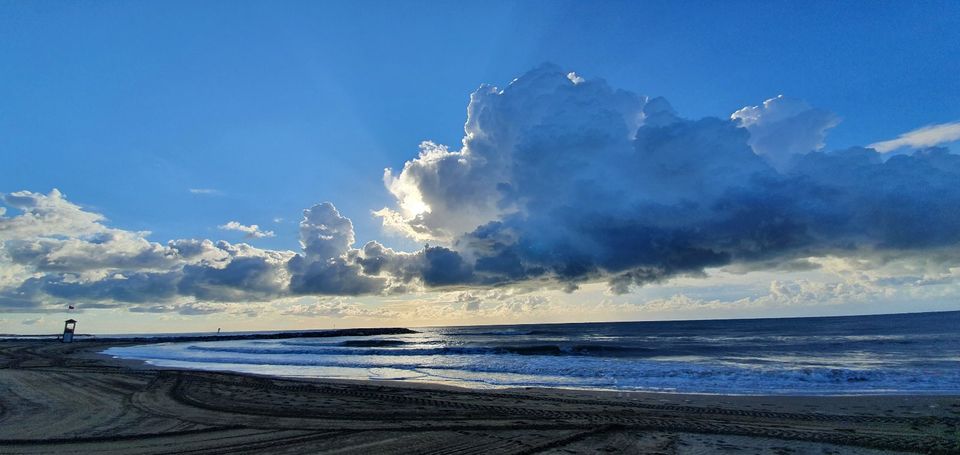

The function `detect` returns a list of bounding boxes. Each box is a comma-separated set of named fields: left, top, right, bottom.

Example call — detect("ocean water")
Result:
left=104, top=311, right=960, bottom=395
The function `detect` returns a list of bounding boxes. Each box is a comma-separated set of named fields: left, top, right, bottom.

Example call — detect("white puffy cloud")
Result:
left=731, top=95, right=840, bottom=170
left=219, top=221, right=275, bottom=239
left=868, top=121, right=960, bottom=153
left=0, top=191, right=294, bottom=310
left=375, top=65, right=647, bottom=244
left=0, top=189, right=108, bottom=240
left=287, top=203, right=386, bottom=296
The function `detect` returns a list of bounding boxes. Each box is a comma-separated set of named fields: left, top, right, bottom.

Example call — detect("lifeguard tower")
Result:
left=62, top=319, right=77, bottom=343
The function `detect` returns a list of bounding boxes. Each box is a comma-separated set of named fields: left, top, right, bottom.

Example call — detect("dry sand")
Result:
left=0, top=339, right=958, bottom=454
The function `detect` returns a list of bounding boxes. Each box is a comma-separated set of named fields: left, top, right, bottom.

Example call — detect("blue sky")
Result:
left=4, top=1, right=958, bottom=249
left=2, top=1, right=960, bottom=333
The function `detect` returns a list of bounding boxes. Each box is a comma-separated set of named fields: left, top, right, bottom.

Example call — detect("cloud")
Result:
left=3, top=65, right=960, bottom=312
left=373, top=65, right=960, bottom=294
left=0, top=189, right=107, bottom=240
left=0, top=190, right=458, bottom=310
left=281, top=297, right=397, bottom=319
left=188, top=188, right=222, bottom=195
left=731, top=95, right=840, bottom=170
left=287, top=203, right=482, bottom=295
left=176, top=243, right=292, bottom=301
left=0, top=191, right=294, bottom=310
left=868, top=121, right=960, bottom=153
left=394, top=289, right=552, bottom=322
left=287, top=203, right=387, bottom=295
left=628, top=266, right=960, bottom=316
left=218, top=221, right=275, bottom=239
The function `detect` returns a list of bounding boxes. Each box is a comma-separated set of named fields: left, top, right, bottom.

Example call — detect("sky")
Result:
left=1, top=1, right=959, bottom=334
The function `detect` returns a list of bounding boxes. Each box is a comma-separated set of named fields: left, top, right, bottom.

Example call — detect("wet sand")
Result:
left=1, top=339, right=958, bottom=454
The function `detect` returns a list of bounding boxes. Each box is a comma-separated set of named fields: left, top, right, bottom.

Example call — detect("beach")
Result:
left=1, top=338, right=958, bottom=454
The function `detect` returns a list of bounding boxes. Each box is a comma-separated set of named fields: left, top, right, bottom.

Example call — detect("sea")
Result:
left=104, top=310, right=960, bottom=395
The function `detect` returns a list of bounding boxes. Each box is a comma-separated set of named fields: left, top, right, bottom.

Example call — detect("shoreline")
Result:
left=1, top=339, right=959, bottom=454
left=104, top=353, right=960, bottom=399
left=2, top=326, right=418, bottom=343
left=96, top=331, right=960, bottom=398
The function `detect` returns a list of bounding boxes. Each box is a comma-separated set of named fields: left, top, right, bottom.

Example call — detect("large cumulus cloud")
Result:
left=375, top=64, right=960, bottom=293
left=3, top=64, right=960, bottom=312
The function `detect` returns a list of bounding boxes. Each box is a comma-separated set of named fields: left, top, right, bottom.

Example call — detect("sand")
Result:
left=0, top=339, right=958, bottom=454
